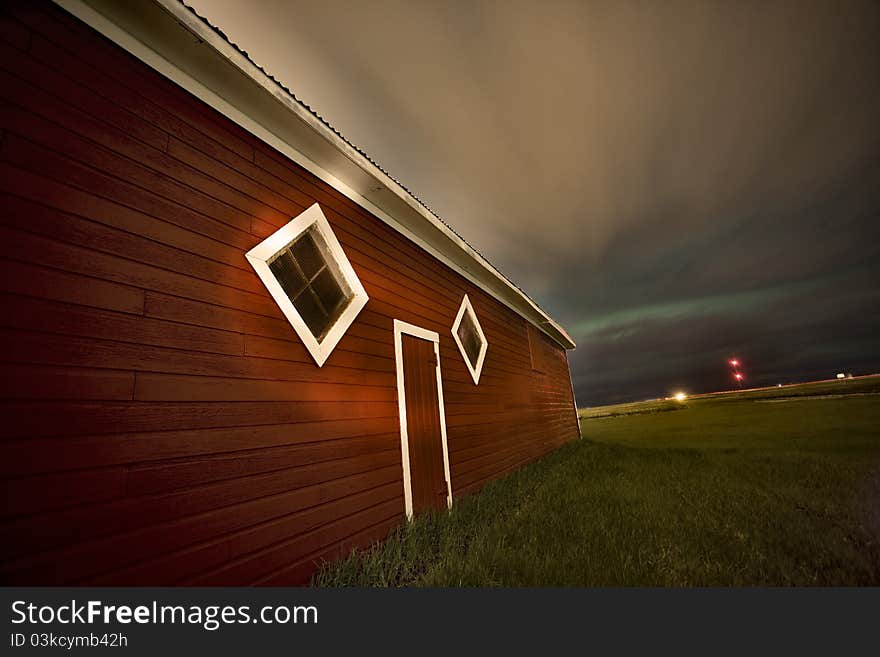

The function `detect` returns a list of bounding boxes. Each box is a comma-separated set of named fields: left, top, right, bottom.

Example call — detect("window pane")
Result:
left=268, top=250, right=307, bottom=299
left=289, top=229, right=324, bottom=279
left=457, top=314, right=482, bottom=366
left=268, top=229, right=356, bottom=341
left=311, top=268, right=348, bottom=319
left=293, top=288, right=329, bottom=338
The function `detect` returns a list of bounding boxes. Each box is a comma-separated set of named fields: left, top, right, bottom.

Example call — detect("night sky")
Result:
left=188, top=0, right=880, bottom=406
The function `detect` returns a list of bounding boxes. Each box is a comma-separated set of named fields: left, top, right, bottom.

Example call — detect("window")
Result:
left=246, top=203, right=368, bottom=366
left=527, top=323, right=543, bottom=372
left=451, top=294, right=488, bottom=384
left=267, top=228, right=349, bottom=340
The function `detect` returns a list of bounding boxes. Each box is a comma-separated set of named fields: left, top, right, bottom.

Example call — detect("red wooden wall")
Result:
left=0, top=0, right=579, bottom=585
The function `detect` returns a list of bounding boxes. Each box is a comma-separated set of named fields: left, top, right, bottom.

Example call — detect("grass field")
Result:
left=314, top=376, right=880, bottom=586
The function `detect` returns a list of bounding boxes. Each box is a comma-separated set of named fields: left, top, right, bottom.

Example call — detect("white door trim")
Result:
left=393, top=319, right=453, bottom=520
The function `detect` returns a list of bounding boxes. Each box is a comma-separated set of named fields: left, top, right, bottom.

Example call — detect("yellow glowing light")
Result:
left=674, top=392, right=687, bottom=402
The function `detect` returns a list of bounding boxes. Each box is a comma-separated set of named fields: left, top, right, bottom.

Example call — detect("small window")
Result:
left=267, top=228, right=350, bottom=340
left=457, top=312, right=482, bottom=366
left=527, top=323, right=543, bottom=372
left=246, top=204, right=368, bottom=366
left=451, top=294, right=488, bottom=384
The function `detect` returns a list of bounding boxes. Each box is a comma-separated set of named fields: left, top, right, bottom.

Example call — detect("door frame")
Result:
left=393, top=319, right=453, bottom=520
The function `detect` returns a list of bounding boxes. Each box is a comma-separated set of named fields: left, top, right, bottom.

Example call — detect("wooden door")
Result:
left=400, top=333, right=449, bottom=515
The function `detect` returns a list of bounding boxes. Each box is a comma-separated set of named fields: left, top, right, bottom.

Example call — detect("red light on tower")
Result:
left=728, top=357, right=744, bottom=388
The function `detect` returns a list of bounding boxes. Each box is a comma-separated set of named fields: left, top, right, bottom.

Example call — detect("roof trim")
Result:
left=55, top=0, right=576, bottom=349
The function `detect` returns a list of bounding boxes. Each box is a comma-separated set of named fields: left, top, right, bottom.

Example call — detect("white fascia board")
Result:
left=57, top=0, right=575, bottom=350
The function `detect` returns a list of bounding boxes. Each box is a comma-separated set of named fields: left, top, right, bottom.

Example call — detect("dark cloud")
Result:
left=189, top=0, right=880, bottom=404
left=570, top=263, right=880, bottom=404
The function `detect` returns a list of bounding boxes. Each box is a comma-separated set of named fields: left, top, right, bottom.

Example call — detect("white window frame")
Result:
left=393, top=319, right=453, bottom=520
left=451, top=294, right=488, bottom=385
left=245, top=203, right=368, bottom=366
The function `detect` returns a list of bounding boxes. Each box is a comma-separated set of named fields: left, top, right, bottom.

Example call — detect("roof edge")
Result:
left=55, top=0, right=576, bottom=349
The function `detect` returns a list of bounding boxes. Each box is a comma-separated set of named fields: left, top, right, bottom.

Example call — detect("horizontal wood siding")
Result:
left=0, top=0, right=579, bottom=585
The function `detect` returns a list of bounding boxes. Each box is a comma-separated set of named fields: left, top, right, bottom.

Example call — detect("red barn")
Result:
left=0, top=0, right=579, bottom=585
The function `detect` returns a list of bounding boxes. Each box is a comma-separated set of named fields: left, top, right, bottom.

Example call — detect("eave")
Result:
left=55, top=0, right=576, bottom=349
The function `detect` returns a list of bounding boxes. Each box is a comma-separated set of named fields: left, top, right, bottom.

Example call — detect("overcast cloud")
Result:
left=188, top=0, right=880, bottom=404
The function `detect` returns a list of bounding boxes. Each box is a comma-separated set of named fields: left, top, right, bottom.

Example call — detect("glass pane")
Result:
left=457, top=314, right=483, bottom=367
left=268, top=250, right=307, bottom=299
left=311, top=268, right=349, bottom=319
left=289, top=229, right=324, bottom=279
left=293, top=288, right=329, bottom=338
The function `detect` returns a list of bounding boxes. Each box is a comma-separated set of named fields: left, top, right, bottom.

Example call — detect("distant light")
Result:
left=674, top=392, right=687, bottom=402
left=777, top=384, right=782, bottom=387
left=836, top=373, right=846, bottom=379
left=729, top=359, right=739, bottom=367
left=735, top=373, right=744, bottom=380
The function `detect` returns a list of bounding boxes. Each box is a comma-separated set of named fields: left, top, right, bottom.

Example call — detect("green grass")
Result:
left=313, top=378, right=880, bottom=586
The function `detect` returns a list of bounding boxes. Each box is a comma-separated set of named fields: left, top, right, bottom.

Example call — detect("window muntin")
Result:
left=267, top=228, right=352, bottom=340
left=245, top=203, right=369, bottom=367
left=451, top=294, right=488, bottom=384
